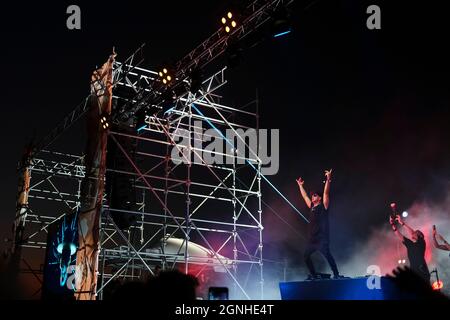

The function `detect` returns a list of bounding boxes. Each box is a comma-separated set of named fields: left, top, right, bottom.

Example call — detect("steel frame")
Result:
left=15, top=63, right=265, bottom=299
left=11, top=0, right=303, bottom=300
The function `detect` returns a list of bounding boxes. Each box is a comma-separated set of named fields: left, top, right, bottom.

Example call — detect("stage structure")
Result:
left=11, top=61, right=263, bottom=300
left=10, top=0, right=297, bottom=300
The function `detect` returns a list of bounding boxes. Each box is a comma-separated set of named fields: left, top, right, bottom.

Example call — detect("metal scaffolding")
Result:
left=11, top=0, right=299, bottom=300
left=14, top=62, right=264, bottom=299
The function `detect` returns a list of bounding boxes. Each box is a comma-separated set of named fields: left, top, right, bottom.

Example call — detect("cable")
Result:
left=191, top=103, right=309, bottom=223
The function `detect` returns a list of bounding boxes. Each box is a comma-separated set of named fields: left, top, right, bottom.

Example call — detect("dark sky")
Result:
left=1, top=0, right=450, bottom=279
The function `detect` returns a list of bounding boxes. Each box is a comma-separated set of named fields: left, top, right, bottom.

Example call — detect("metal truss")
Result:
left=15, top=63, right=265, bottom=300
left=175, top=0, right=294, bottom=78
left=33, top=44, right=146, bottom=155
left=99, top=63, right=264, bottom=299
left=109, top=0, right=294, bottom=121
left=11, top=0, right=301, bottom=299
left=18, top=151, right=84, bottom=252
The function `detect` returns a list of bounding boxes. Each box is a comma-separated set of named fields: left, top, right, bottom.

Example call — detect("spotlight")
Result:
left=402, top=211, right=408, bottom=218
left=271, top=7, right=292, bottom=38
left=100, top=113, right=110, bottom=130
left=159, top=66, right=173, bottom=86
left=402, top=259, right=406, bottom=264
left=221, top=11, right=237, bottom=33
left=432, top=280, right=444, bottom=290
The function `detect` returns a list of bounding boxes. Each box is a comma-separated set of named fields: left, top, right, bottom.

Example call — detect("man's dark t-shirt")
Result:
left=402, top=236, right=430, bottom=280
left=308, top=203, right=330, bottom=244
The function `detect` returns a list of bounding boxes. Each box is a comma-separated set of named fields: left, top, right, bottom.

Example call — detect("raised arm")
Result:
left=390, top=216, right=405, bottom=241
left=323, top=169, right=332, bottom=209
left=433, top=226, right=450, bottom=251
left=296, top=177, right=311, bottom=209
left=397, top=216, right=415, bottom=238
left=437, top=234, right=450, bottom=250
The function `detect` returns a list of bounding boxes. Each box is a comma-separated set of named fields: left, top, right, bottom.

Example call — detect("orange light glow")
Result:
left=432, top=280, right=443, bottom=290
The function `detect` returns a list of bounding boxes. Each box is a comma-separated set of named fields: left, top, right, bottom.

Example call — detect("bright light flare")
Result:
left=432, top=280, right=444, bottom=290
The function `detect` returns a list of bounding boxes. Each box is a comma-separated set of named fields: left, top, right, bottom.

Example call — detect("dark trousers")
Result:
left=411, top=265, right=431, bottom=283
left=304, top=241, right=339, bottom=276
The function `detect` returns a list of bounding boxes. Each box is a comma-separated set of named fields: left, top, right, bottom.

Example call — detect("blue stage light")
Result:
left=273, top=29, right=291, bottom=38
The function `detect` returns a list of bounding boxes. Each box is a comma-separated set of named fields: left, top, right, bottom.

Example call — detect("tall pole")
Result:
left=232, top=157, right=238, bottom=297
left=75, top=52, right=115, bottom=300
left=256, top=90, right=264, bottom=299
left=163, top=121, right=171, bottom=271
left=185, top=99, right=193, bottom=274
left=9, top=146, right=32, bottom=284
left=257, top=160, right=264, bottom=299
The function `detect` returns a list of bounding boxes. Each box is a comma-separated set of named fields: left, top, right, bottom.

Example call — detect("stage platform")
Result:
left=279, top=277, right=418, bottom=300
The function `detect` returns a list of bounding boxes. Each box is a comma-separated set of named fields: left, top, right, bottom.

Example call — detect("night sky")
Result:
left=1, top=0, right=450, bottom=296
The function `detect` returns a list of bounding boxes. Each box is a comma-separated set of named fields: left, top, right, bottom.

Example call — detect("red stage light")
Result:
left=432, top=280, right=443, bottom=290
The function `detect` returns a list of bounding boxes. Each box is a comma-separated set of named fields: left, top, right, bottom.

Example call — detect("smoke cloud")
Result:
left=339, top=194, right=450, bottom=296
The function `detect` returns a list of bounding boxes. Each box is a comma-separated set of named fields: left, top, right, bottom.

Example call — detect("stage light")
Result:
left=398, top=260, right=401, bottom=264
left=432, top=280, right=444, bottom=290
left=100, top=113, right=110, bottom=130
left=222, top=11, right=237, bottom=34
left=402, top=211, right=408, bottom=218
left=271, top=7, right=292, bottom=39
left=402, top=259, right=406, bottom=264
left=274, top=30, right=291, bottom=38
left=159, top=67, right=173, bottom=86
